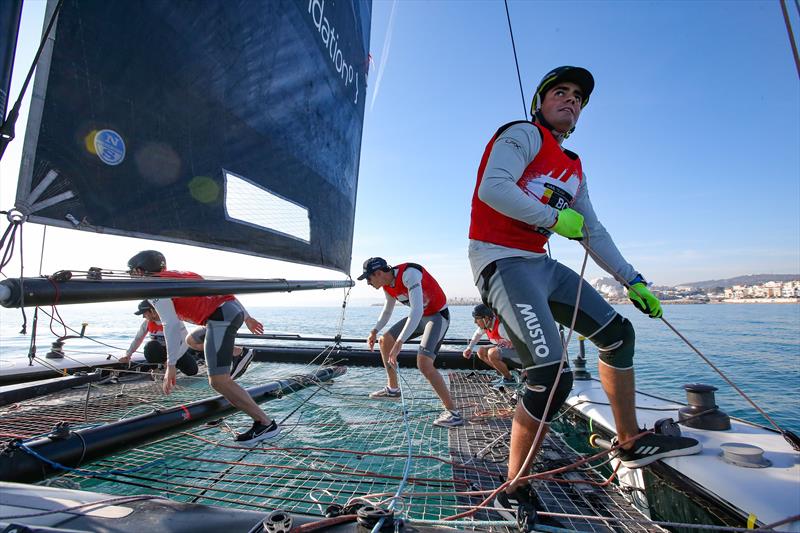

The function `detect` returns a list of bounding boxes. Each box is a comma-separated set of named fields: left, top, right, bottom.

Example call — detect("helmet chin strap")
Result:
left=534, top=109, right=574, bottom=141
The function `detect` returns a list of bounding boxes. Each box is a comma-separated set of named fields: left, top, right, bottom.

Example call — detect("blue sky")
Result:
left=0, top=0, right=798, bottom=307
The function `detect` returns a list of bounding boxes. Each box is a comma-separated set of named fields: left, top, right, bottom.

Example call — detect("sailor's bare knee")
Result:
left=208, top=373, right=233, bottom=392
left=379, top=334, right=395, bottom=348
left=416, top=356, right=435, bottom=376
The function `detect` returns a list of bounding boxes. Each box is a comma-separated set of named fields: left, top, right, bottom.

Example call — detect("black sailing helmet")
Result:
left=127, top=250, right=166, bottom=274
left=472, top=303, right=494, bottom=319
left=530, top=66, right=595, bottom=118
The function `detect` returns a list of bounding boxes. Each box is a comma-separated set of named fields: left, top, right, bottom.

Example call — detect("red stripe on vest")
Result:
left=146, top=321, right=163, bottom=334
left=485, top=317, right=512, bottom=348
left=156, top=270, right=235, bottom=325
left=469, top=122, right=583, bottom=252
left=382, top=263, right=447, bottom=316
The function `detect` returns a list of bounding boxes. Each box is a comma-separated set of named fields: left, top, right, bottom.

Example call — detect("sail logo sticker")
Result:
left=93, top=129, right=126, bottom=166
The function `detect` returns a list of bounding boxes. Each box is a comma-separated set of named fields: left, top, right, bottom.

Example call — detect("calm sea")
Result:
left=1, top=303, right=798, bottom=433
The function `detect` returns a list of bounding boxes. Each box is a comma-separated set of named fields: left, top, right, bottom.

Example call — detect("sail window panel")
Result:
left=224, top=171, right=310, bottom=243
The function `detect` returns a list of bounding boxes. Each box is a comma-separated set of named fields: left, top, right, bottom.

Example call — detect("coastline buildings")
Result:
left=448, top=279, right=800, bottom=306
left=724, top=281, right=800, bottom=301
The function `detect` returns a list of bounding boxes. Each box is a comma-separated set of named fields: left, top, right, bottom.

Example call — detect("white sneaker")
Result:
left=433, top=410, right=464, bottom=427
left=369, top=387, right=401, bottom=399
left=491, top=376, right=517, bottom=389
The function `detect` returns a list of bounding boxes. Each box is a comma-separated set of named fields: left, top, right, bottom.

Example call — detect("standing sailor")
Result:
left=127, top=250, right=279, bottom=444
left=468, top=66, right=701, bottom=519
left=360, top=257, right=463, bottom=427
left=462, top=304, right=521, bottom=388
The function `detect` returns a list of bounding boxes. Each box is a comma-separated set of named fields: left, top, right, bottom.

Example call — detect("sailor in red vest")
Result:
left=185, top=322, right=261, bottom=380
left=359, top=257, right=463, bottom=427
left=118, top=300, right=199, bottom=376
left=469, top=66, right=701, bottom=519
left=462, top=304, right=521, bottom=389
left=127, top=250, right=279, bottom=445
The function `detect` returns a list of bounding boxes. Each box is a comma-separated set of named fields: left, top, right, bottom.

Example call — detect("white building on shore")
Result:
left=724, top=281, right=800, bottom=301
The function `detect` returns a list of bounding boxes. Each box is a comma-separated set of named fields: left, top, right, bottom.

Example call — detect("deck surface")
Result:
left=1, top=363, right=664, bottom=531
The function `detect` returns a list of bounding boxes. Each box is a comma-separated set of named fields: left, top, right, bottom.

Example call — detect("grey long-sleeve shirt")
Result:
left=468, top=122, right=637, bottom=284
left=372, top=267, right=425, bottom=344
left=125, top=320, right=165, bottom=357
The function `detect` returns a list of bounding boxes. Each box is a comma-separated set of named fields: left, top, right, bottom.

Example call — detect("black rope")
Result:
left=0, top=0, right=65, bottom=161
left=27, top=306, right=39, bottom=366
left=0, top=220, right=19, bottom=273
left=780, top=0, right=800, bottom=79
left=333, top=276, right=353, bottom=347
left=503, top=0, right=528, bottom=119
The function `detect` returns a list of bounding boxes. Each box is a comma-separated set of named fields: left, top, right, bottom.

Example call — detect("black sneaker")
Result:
left=494, top=485, right=563, bottom=531
left=230, top=348, right=254, bottom=379
left=616, top=432, right=702, bottom=468
left=235, top=420, right=280, bottom=445
left=493, top=487, right=523, bottom=522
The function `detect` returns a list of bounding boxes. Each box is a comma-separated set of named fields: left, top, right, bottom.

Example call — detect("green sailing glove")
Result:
left=628, top=282, right=663, bottom=318
left=549, top=208, right=584, bottom=240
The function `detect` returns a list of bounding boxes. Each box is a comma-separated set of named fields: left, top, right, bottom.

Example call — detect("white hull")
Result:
left=566, top=378, right=800, bottom=531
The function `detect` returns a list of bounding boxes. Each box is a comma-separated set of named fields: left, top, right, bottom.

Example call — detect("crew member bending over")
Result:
left=119, top=300, right=198, bottom=376
left=360, top=257, right=463, bottom=427
left=463, top=304, right=521, bottom=389
left=127, top=250, right=279, bottom=445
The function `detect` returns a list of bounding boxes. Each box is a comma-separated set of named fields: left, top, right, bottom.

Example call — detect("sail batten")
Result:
left=15, top=0, right=371, bottom=273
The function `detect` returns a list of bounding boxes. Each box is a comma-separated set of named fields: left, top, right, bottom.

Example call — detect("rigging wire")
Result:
left=580, top=239, right=800, bottom=450
left=370, top=368, right=417, bottom=531
left=0, top=210, right=28, bottom=331
left=38, top=226, right=48, bottom=275
left=780, top=0, right=800, bottom=78
left=0, top=0, right=65, bottom=160
left=333, top=276, right=354, bottom=347
left=503, top=0, right=528, bottom=120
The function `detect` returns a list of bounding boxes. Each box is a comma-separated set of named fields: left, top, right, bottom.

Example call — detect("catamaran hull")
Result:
left=252, top=345, right=495, bottom=370
left=0, top=482, right=463, bottom=533
left=560, top=377, right=800, bottom=532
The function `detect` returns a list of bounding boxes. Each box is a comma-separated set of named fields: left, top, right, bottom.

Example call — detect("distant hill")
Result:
left=677, top=274, right=799, bottom=289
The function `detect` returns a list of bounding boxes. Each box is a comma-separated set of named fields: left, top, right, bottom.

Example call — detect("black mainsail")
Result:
left=13, top=0, right=371, bottom=274
left=0, top=0, right=22, bottom=124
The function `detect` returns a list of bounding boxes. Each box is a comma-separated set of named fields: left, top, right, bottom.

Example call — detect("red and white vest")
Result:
left=382, top=263, right=447, bottom=316
left=146, top=321, right=163, bottom=334
left=485, top=317, right=513, bottom=348
left=469, top=121, right=583, bottom=253
left=155, top=270, right=235, bottom=325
